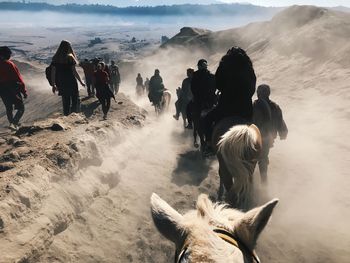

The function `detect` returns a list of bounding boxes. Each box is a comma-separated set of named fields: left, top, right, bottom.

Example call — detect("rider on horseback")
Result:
left=201, top=47, right=257, bottom=156
left=191, top=59, right=217, bottom=149
left=148, top=69, right=165, bottom=106
left=173, top=68, right=194, bottom=127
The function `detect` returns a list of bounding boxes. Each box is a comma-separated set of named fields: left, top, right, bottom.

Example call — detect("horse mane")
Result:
left=217, top=125, right=260, bottom=206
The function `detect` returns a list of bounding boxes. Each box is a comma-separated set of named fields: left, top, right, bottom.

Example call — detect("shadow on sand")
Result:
left=80, top=97, right=100, bottom=118
left=171, top=150, right=213, bottom=186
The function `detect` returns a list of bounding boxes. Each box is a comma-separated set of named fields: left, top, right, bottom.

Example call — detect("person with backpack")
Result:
left=0, top=46, right=27, bottom=130
left=94, top=62, right=115, bottom=120
left=109, top=60, right=121, bottom=95
left=253, top=84, right=288, bottom=182
left=201, top=47, right=256, bottom=156
left=50, top=40, right=85, bottom=116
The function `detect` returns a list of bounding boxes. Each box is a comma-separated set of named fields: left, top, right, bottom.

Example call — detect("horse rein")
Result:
left=176, top=228, right=260, bottom=263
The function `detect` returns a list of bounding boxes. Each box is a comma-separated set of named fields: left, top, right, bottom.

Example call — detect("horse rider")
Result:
left=148, top=69, right=165, bottom=106
left=201, top=47, right=257, bottom=156
left=191, top=59, right=216, bottom=149
left=136, top=73, right=144, bottom=96
left=144, top=77, right=150, bottom=93
left=173, top=68, right=194, bottom=127
left=253, top=84, right=288, bottom=182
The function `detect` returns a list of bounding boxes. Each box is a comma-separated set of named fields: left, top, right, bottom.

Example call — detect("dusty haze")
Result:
left=0, top=5, right=349, bottom=263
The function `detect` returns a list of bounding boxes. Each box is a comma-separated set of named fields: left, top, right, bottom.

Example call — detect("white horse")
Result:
left=211, top=119, right=262, bottom=209
left=155, top=90, right=171, bottom=115
left=151, top=193, right=278, bottom=263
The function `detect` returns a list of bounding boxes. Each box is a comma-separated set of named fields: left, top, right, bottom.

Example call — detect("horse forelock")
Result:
left=180, top=204, right=246, bottom=262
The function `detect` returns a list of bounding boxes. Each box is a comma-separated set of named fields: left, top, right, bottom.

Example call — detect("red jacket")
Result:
left=0, top=60, right=26, bottom=94
left=94, top=70, right=109, bottom=86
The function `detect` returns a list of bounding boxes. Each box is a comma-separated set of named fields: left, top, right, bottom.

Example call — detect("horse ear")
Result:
left=196, top=194, right=215, bottom=218
left=151, top=193, right=185, bottom=245
left=234, top=199, right=279, bottom=249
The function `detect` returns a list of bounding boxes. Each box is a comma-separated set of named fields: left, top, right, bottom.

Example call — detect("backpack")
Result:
left=45, top=64, right=53, bottom=86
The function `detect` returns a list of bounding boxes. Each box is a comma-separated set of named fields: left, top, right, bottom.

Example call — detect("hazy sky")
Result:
left=221, top=1, right=350, bottom=7
left=11, top=1, right=350, bottom=7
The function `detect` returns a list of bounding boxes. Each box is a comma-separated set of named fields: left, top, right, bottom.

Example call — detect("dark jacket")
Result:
left=215, top=54, right=256, bottom=121
left=52, top=56, right=78, bottom=97
left=94, top=70, right=114, bottom=99
left=180, top=77, right=193, bottom=104
left=253, top=98, right=288, bottom=141
left=191, top=69, right=216, bottom=110
left=148, top=75, right=164, bottom=103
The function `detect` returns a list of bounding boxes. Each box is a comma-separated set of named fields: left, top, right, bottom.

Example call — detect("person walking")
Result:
left=109, top=60, right=121, bottom=95
left=51, top=40, right=85, bottom=116
left=0, top=46, right=27, bottom=130
left=80, top=59, right=95, bottom=97
left=253, top=84, right=288, bottom=182
left=94, top=62, right=115, bottom=120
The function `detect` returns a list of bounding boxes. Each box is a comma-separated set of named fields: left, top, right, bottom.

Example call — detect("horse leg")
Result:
left=218, top=172, right=224, bottom=201
left=217, top=153, right=232, bottom=201
left=193, top=120, right=199, bottom=148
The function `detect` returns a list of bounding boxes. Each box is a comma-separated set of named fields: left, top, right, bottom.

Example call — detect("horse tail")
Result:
left=217, top=124, right=261, bottom=206
left=163, top=90, right=171, bottom=110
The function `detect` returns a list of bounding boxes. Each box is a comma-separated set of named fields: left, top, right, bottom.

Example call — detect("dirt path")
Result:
left=36, top=112, right=218, bottom=263
left=38, top=103, right=350, bottom=263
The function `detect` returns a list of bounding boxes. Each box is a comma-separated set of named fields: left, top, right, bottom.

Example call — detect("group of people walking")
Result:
left=172, top=47, right=288, bottom=181
left=80, top=58, right=121, bottom=98
left=50, top=41, right=119, bottom=119
left=0, top=41, right=121, bottom=128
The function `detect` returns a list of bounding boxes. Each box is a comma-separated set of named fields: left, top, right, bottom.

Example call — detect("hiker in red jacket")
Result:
left=0, top=46, right=27, bottom=130
left=94, top=62, right=115, bottom=120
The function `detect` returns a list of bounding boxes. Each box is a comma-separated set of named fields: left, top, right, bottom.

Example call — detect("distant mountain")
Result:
left=331, top=6, right=350, bottom=13
left=0, top=2, right=279, bottom=16
left=163, top=5, right=350, bottom=67
left=2, top=0, right=221, bottom=6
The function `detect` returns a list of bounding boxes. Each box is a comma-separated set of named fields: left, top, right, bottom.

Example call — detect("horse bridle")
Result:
left=175, top=228, right=260, bottom=263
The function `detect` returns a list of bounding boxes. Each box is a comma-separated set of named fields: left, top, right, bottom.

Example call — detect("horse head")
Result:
left=151, top=193, right=278, bottom=263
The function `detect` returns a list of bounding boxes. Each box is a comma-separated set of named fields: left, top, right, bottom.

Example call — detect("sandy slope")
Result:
left=0, top=5, right=350, bottom=263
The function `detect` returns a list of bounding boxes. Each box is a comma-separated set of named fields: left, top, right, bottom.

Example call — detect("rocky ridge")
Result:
left=0, top=94, right=146, bottom=262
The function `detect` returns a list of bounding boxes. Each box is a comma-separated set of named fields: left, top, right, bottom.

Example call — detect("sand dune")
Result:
left=0, top=5, right=349, bottom=263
